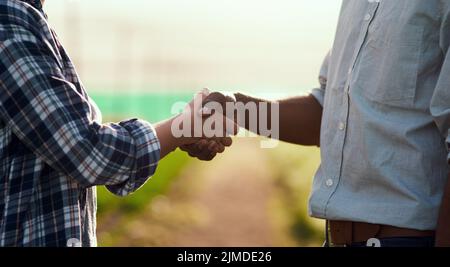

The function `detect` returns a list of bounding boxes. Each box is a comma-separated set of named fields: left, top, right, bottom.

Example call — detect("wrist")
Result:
left=169, top=115, right=190, bottom=147
left=172, top=113, right=200, bottom=146
left=155, top=116, right=186, bottom=158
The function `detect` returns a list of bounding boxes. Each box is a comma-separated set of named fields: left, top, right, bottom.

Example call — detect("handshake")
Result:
left=172, top=88, right=240, bottom=161
left=158, top=87, right=279, bottom=160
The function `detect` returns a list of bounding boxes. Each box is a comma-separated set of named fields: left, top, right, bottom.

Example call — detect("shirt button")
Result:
left=338, top=122, right=346, bottom=131
left=364, top=14, right=371, bottom=21
left=326, top=179, right=334, bottom=187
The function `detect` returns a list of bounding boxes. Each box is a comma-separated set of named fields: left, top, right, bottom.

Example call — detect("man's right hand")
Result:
left=180, top=137, right=232, bottom=161
left=176, top=89, right=238, bottom=161
left=181, top=89, right=324, bottom=160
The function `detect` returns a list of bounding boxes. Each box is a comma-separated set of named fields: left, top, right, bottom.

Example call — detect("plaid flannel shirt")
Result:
left=0, top=0, right=161, bottom=246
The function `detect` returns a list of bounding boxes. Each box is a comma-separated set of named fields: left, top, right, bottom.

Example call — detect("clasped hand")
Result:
left=178, top=89, right=237, bottom=161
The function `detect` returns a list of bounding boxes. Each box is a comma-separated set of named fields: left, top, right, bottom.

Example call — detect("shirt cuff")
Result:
left=310, top=88, right=325, bottom=107
left=106, top=119, right=161, bottom=196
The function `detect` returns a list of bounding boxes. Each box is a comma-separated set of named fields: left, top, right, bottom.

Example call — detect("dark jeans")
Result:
left=350, top=237, right=435, bottom=247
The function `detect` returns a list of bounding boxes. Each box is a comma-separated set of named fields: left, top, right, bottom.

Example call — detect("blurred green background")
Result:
left=44, top=0, right=341, bottom=246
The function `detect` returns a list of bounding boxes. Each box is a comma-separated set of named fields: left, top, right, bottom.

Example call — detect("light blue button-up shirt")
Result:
left=310, top=0, right=450, bottom=231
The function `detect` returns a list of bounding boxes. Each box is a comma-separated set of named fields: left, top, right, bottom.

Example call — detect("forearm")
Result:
left=154, top=116, right=185, bottom=159
left=435, top=172, right=450, bottom=247
left=234, top=93, right=323, bottom=146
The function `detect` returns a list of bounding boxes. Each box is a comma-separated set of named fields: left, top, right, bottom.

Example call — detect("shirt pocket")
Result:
left=353, top=22, right=424, bottom=108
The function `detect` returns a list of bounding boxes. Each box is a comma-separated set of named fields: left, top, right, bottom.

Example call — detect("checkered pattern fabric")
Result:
left=0, top=0, right=161, bottom=246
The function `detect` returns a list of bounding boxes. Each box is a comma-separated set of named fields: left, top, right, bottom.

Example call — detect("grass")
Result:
left=267, top=142, right=324, bottom=245
left=97, top=149, right=192, bottom=215
left=90, top=92, right=325, bottom=246
left=91, top=92, right=194, bottom=215
left=90, top=92, right=194, bottom=123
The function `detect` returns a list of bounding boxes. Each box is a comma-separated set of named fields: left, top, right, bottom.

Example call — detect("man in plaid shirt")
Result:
left=0, top=0, right=234, bottom=246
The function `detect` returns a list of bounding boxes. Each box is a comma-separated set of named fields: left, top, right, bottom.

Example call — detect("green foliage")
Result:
left=268, top=142, right=324, bottom=245
left=97, top=150, right=191, bottom=215
left=91, top=92, right=193, bottom=123
left=91, top=92, right=193, bottom=215
left=90, top=92, right=324, bottom=245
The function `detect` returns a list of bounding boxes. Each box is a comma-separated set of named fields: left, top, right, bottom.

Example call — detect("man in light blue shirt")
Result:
left=190, top=0, right=450, bottom=246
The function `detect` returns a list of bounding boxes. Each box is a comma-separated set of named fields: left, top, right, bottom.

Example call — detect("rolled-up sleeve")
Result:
left=430, top=8, right=450, bottom=163
left=0, top=33, right=160, bottom=196
left=310, top=51, right=330, bottom=107
left=106, top=119, right=160, bottom=196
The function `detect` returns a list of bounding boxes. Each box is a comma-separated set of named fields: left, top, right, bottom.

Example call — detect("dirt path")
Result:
left=171, top=139, right=275, bottom=246
left=98, top=139, right=284, bottom=246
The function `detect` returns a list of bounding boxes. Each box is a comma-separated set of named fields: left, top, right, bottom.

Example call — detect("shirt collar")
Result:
left=20, top=0, right=43, bottom=10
